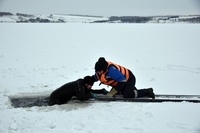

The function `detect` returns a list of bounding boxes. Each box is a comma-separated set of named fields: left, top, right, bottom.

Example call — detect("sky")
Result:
left=0, top=0, right=200, bottom=16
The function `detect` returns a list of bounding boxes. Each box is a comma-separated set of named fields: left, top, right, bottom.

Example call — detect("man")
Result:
left=93, top=57, right=155, bottom=99
left=49, top=76, right=107, bottom=105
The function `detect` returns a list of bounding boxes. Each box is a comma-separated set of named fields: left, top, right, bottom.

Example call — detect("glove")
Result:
left=101, top=88, right=109, bottom=95
left=107, top=88, right=118, bottom=97
left=91, top=93, right=97, bottom=98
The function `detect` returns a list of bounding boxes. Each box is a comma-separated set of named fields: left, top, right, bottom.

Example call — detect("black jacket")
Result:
left=49, top=79, right=107, bottom=105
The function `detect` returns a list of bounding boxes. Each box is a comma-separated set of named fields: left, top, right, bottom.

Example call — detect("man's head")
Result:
left=83, top=76, right=94, bottom=89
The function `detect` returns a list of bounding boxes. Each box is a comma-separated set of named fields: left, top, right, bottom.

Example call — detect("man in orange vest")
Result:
left=93, top=57, right=155, bottom=99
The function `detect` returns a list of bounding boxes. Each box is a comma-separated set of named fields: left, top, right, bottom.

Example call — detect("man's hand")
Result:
left=107, top=88, right=118, bottom=97
left=101, top=88, right=108, bottom=95
left=91, top=93, right=97, bottom=98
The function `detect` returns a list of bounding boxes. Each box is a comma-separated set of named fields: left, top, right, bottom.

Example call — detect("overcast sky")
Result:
left=0, top=0, right=200, bottom=16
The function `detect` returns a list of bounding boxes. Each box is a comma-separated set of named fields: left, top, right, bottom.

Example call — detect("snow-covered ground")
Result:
left=0, top=23, right=200, bottom=133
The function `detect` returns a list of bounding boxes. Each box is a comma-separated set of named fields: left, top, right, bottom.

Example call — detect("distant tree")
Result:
left=0, top=12, right=13, bottom=16
left=109, top=16, right=152, bottom=23
left=179, top=17, right=200, bottom=23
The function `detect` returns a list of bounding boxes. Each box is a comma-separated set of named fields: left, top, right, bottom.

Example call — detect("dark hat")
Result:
left=95, top=61, right=104, bottom=72
left=95, top=57, right=108, bottom=72
left=83, top=76, right=94, bottom=86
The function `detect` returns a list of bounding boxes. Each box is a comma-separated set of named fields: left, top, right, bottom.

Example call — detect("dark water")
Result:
left=10, top=96, right=50, bottom=108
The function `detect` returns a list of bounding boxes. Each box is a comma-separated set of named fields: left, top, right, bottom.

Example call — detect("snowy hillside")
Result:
left=0, top=13, right=108, bottom=23
left=0, top=12, right=200, bottom=23
left=0, top=23, right=200, bottom=133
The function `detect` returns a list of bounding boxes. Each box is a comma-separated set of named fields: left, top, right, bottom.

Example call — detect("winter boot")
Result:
left=147, top=88, right=155, bottom=99
left=137, top=88, right=155, bottom=99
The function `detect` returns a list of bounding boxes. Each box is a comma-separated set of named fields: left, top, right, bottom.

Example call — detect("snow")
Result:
left=0, top=23, right=200, bottom=133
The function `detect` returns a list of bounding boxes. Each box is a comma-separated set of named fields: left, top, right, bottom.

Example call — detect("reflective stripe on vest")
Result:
left=96, top=61, right=129, bottom=87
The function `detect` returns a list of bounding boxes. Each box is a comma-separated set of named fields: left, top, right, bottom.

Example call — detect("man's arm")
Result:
left=107, top=66, right=127, bottom=91
left=90, top=88, right=108, bottom=95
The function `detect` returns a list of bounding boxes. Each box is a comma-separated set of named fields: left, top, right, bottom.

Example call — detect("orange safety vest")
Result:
left=95, top=61, right=129, bottom=87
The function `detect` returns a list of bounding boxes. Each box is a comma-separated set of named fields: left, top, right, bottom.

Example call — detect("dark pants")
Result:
left=122, top=70, right=149, bottom=98
left=122, top=70, right=137, bottom=98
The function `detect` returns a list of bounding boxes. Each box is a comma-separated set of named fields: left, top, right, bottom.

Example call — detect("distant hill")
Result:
left=0, top=12, right=199, bottom=23
left=0, top=12, right=13, bottom=16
